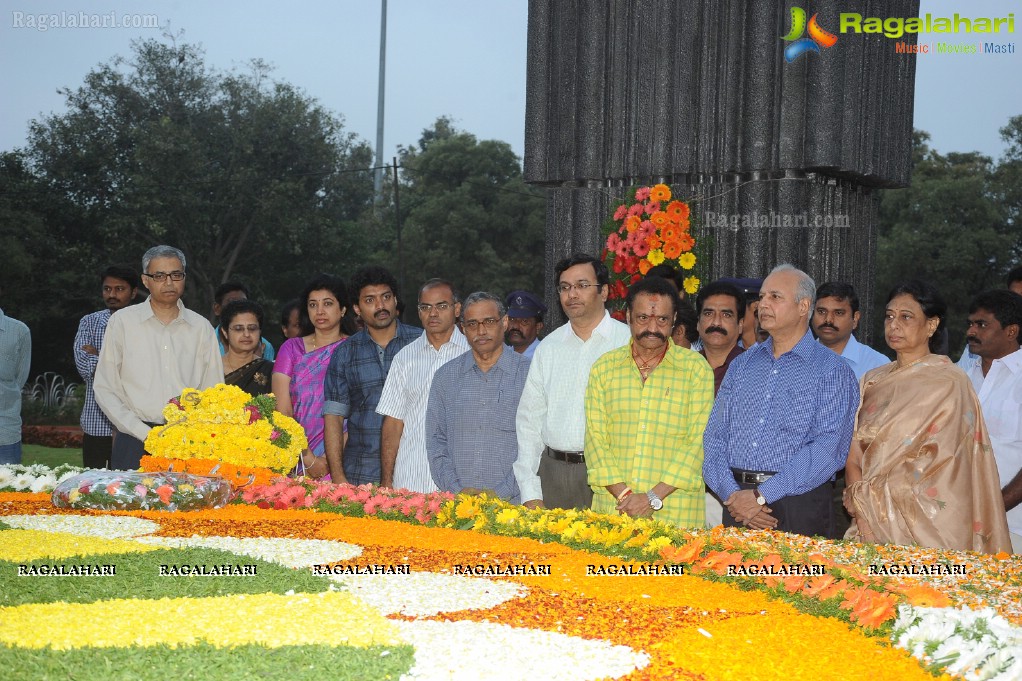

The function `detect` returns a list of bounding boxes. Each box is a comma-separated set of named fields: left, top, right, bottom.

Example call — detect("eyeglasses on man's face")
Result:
left=556, top=281, right=596, bottom=294
left=417, top=301, right=454, bottom=313
left=143, top=271, right=186, bottom=282
left=462, top=317, right=502, bottom=331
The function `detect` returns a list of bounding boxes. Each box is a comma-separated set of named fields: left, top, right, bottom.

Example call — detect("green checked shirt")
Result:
left=584, top=339, right=714, bottom=528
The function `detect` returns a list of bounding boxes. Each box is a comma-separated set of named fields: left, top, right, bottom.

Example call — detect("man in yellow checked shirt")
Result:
left=584, top=277, right=714, bottom=526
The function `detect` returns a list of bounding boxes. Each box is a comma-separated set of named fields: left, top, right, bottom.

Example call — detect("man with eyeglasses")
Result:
left=94, top=245, right=223, bottom=470
left=324, top=266, right=421, bottom=485
left=73, top=265, right=140, bottom=469
left=426, top=291, right=530, bottom=502
left=376, top=278, right=468, bottom=492
left=584, top=276, right=714, bottom=527
left=513, top=253, right=631, bottom=510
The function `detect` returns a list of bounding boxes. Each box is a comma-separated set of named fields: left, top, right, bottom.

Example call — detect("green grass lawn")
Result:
left=21, top=444, right=83, bottom=468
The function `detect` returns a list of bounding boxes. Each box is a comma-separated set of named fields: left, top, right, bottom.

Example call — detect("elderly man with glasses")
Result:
left=425, top=291, right=530, bottom=502
left=94, top=245, right=223, bottom=470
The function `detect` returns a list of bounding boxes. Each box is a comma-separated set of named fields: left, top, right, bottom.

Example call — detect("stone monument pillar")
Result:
left=524, top=0, right=918, bottom=338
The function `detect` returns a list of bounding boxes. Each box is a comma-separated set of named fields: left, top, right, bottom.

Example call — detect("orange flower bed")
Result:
left=139, top=455, right=283, bottom=487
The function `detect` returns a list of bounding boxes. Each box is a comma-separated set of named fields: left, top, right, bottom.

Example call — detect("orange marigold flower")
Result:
left=646, top=235, right=663, bottom=250
left=677, top=232, right=696, bottom=252
left=666, top=200, right=690, bottom=221
left=624, top=215, right=641, bottom=233
left=852, top=592, right=899, bottom=629
left=638, top=259, right=653, bottom=275
left=660, top=538, right=705, bottom=564
left=900, top=585, right=951, bottom=609
left=802, top=574, right=836, bottom=597
left=650, top=211, right=669, bottom=228
left=693, top=550, right=743, bottom=576
left=662, top=240, right=682, bottom=260
left=649, top=183, right=671, bottom=203
left=782, top=574, right=808, bottom=593
left=662, top=226, right=678, bottom=241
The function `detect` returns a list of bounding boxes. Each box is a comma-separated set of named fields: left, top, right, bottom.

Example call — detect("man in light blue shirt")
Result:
left=704, top=265, right=859, bottom=539
left=812, top=282, right=889, bottom=380
left=0, top=306, right=31, bottom=464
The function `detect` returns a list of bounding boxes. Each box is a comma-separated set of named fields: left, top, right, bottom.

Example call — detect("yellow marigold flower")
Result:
left=683, top=275, right=700, bottom=295
left=647, top=249, right=665, bottom=266
left=496, top=508, right=521, bottom=525
left=678, top=253, right=696, bottom=270
left=644, top=536, right=673, bottom=554
left=455, top=497, right=480, bottom=520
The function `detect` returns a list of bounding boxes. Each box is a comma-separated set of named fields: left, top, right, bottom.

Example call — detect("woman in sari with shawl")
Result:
left=272, top=274, right=349, bottom=480
left=844, top=280, right=1010, bottom=554
left=221, top=300, right=274, bottom=396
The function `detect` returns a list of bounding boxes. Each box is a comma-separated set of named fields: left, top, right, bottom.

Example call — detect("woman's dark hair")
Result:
left=886, top=280, right=947, bottom=353
left=280, top=298, right=313, bottom=337
left=219, top=299, right=265, bottom=345
left=299, top=274, right=349, bottom=331
left=673, top=297, right=700, bottom=344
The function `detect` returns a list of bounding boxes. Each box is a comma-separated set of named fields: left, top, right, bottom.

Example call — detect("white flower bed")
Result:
left=2, top=513, right=159, bottom=538
left=0, top=464, right=84, bottom=493
left=326, top=570, right=526, bottom=617
left=135, top=535, right=363, bottom=568
left=893, top=605, right=1022, bottom=680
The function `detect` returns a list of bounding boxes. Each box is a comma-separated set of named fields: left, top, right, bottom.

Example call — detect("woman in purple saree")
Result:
left=272, top=274, right=349, bottom=479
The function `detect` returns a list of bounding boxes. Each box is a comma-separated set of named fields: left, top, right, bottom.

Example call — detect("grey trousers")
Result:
left=538, top=449, right=594, bottom=510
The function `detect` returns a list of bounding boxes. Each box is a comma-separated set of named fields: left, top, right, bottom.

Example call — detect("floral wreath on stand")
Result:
left=601, top=184, right=703, bottom=320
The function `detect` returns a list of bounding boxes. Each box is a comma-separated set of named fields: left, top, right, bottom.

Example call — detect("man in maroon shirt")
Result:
left=696, top=280, right=746, bottom=396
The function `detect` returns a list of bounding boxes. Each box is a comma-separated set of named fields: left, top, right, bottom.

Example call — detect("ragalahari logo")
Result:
left=782, top=7, right=839, bottom=62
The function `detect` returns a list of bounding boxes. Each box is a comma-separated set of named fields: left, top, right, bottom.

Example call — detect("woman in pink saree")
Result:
left=272, top=274, right=349, bottom=480
left=844, top=280, right=1010, bottom=554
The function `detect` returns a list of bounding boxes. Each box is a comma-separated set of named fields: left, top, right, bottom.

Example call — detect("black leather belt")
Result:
left=545, top=447, right=585, bottom=464
left=732, top=468, right=776, bottom=484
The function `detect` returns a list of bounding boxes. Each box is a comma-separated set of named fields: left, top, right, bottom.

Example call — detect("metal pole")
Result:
left=373, top=0, right=387, bottom=201
left=393, top=157, right=404, bottom=317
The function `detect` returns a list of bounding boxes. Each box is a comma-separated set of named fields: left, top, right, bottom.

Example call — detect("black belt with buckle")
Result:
left=732, top=468, right=777, bottom=485
left=545, top=448, right=585, bottom=464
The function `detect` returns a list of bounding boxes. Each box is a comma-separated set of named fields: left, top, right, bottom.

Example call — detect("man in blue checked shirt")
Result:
left=73, top=265, right=139, bottom=469
left=703, top=264, right=859, bottom=539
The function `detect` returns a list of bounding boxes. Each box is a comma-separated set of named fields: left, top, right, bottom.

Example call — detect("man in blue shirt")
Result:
left=812, top=282, right=889, bottom=380
left=74, top=265, right=139, bottom=469
left=324, top=267, right=421, bottom=485
left=703, top=265, right=859, bottom=539
left=427, top=291, right=529, bottom=502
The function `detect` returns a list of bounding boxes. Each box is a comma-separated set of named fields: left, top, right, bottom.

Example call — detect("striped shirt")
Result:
left=323, top=322, right=422, bottom=485
left=513, top=311, right=631, bottom=503
left=0, top=309, right=31, bottom=446
left=585, top=340, right=714, bottom=527
left=73, top=309, right=114, bottom=436
left=702, top=329, right=859, bottom=504
left=426, top=347, right=530, bottom=503
left=376, top=329, right=470, bottom=493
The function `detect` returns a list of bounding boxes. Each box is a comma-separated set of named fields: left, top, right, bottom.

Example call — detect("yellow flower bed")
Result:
left=0, top=530, right=162, bottom=563
left=0, top=592, right=400, bottom=650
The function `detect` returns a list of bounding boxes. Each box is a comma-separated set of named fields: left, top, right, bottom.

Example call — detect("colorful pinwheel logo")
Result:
left=782, top=7, right=838, bottom=62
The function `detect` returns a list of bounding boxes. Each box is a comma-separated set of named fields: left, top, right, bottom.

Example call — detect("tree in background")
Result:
left=874, top=129, right=1018, bottom=356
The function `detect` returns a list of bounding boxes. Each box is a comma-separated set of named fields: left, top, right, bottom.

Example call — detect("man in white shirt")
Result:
left=514, top=253, right=630, bottom=509
left=963, top=289, right=1022, bottom=553
left=377, top=279, right=468, bottom=492
left=94, top=245, right=223, bottom=470
left=812, top=282, right=889, bottom=380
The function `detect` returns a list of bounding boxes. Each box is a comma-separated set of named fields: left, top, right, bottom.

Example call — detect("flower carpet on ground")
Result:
left=1, top=470, right=1020, bottom=679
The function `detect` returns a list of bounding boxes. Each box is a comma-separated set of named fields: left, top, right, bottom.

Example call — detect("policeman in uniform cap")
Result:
left=505, top=290, right=546, bottom=358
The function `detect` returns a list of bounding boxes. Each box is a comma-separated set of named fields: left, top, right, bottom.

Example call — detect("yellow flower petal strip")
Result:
left=653, top=612, right=943, bottom=681
left=0, top=529, right=162, bottom=562
left=0, top=592, right=401, bottom=650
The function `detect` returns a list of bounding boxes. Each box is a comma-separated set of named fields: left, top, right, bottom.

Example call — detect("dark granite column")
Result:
left=525, top=0, right=918, bottom=339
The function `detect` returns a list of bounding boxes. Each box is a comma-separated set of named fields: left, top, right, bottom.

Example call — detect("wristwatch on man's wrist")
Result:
left=753, top=487, right=767, bottom=506
left=646, top=490, right=663, bottom=511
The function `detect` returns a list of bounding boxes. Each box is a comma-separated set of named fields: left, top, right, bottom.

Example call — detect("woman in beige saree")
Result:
left=844, top=281, right=1010, bottom=554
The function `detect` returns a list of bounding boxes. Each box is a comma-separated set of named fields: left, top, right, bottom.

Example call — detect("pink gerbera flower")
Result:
left=627, top=202, right=645, bottom=217
left=635, top=187, right=651, bottom=201
left=613, top=204, right=628, bottom=220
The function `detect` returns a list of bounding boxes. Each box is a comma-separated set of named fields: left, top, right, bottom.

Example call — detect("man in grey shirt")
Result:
left=425, top=291, right=530, bottom=502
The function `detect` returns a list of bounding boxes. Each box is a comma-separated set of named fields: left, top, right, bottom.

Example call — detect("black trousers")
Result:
left=82, top=434, right=113, bottom=469
left=722, top=477, right=837, bottom=539
left=110, top=426, right=155, bottom=471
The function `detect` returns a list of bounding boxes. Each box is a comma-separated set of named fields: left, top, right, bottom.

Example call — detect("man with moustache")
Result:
left=514, top=254, right=631, bottom=510
left=377, top=279, right=468, bottom=492
left=963, top=289, right=1022, bottom=553
left=584, top=277, right=714, bottom=526
left=426, top=292, right=529, bottom=502
left=504, top=290, right=546, bottom=358
left=74, top=265, right=140, bottom=469
left=703, top=264, right=859, bottom=538
left=324, top=266, right=421, bottom=485
left=812, top=282, right=888, bottom=380
left=696, top=280, right=746, bottom=395
left=94, top=245, right=223, bottom=470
